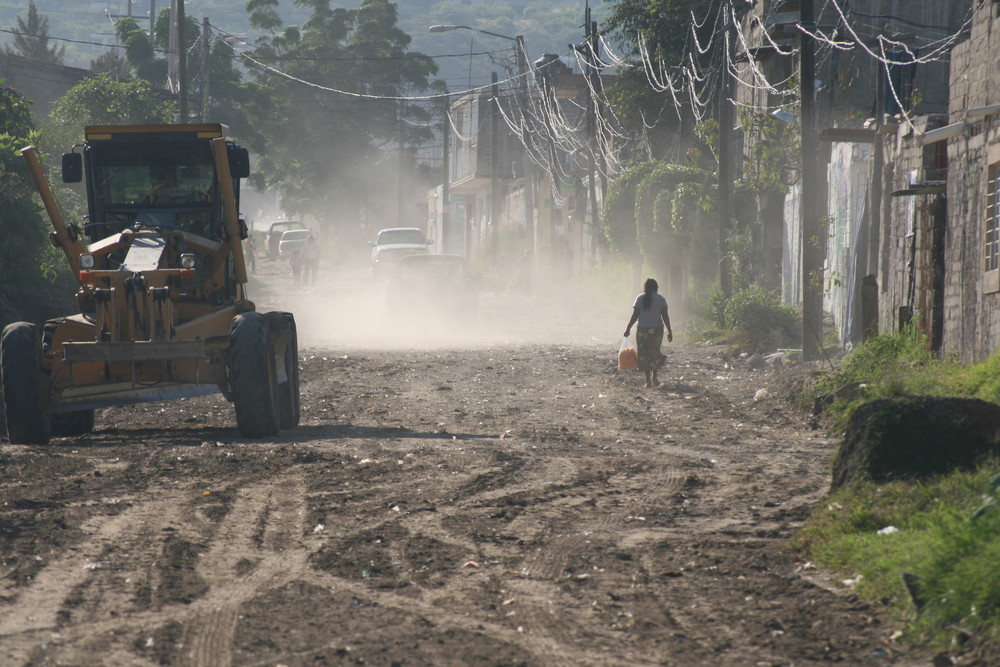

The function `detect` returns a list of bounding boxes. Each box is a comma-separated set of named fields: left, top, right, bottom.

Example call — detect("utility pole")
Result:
left=516, top=36, right=535, bottom=259
left=717, top=3, right=734, bottom=300
left=591, top=16, right=606, bottom=265
left=869, top=59, right=885, bottom=275
left=200, top=17, right=210, bottom=121
left=585, top=8, right=599, bottom=267
left=800, top=0, right=823, bottom=359
left=167, top=0, right=177, bottom=89
left=442, top=94, right=452, bottom=254
left=149, top=0, right=156, bottom=36
left=490, top=71, right=500, bottom=259
left=398, top=99, right=406, bottom=227
left=176, top=0, right=188, bottom=122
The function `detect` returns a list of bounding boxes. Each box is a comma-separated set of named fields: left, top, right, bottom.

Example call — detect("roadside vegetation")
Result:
left=0, top=83, right=75, bottom=325
left=688, top=285, right=799, bottom=354
left=795, top=327, right=1000, bottom=658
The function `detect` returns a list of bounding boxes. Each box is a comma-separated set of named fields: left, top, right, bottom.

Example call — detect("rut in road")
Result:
left=0, top=340, right=923, bottom=665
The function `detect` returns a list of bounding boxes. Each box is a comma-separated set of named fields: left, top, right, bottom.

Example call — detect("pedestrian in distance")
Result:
left=302, top=235, right=319, bottom=285
left=623, top=278, right=673, bottom=388
left=245, top=235, right=256, bottom=273
left=290, top=249, right=303, bottom=284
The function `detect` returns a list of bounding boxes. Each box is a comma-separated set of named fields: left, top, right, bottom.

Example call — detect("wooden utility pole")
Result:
left=397, top=100, right=406, bottom=227
left=176, top=0, right=187, bottom=122
left=862, top=62, right=885, bottom=342
left=200, top=17, right=210, bottom=121
left=442, top=94, right=452, bottom=254
left=516, top=36, right=534, bottom=259
left=717, top=4, right=734, bottom=300
left=490, top=71, right=500, bottom=259
left=586, top=10, right=600, bottom=265
left=800, top=0, right=823, bottom=359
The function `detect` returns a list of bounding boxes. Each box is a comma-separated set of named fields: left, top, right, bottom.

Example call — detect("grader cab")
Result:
left=1, top=124, right=300, bottom=443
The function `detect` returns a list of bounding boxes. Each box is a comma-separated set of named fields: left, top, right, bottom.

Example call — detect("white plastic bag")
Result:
left=618, top=336, right=638, bottom=370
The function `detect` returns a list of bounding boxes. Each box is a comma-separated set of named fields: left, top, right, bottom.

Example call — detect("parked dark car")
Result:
left=385, top=254, right=477, bottom=326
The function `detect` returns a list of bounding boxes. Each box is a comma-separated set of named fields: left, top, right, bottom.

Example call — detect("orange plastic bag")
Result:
left=618, top=337, right=638, bottom=370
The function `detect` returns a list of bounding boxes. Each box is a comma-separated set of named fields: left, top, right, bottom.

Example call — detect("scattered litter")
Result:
left=313, top=523, right=325, bottom=534
left=876, top=526, right=899, bottom=535
left=462, top=561, right=479, bottom=568
left=358, top=458, right=375, bottom=465
left=754, top=388, right=769, bottom=401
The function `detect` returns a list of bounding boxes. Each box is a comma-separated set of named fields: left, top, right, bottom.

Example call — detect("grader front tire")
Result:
left=1, top=322, right=50, bottom=445
left=230, top=312, right=280, bottom=438
left=265, top=311, right=300, bottom=429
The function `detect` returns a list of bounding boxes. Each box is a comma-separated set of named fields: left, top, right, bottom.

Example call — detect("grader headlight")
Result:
left=79, top=253, right=95, bottom=269
left=180, top=253, right=197, bottom=269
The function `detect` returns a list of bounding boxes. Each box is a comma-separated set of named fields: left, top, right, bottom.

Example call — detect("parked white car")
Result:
left=278, top=229, right=313, bottom=259
left=369, top=227, right=434, bottom=277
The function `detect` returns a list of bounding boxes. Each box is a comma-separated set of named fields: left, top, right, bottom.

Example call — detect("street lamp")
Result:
left=427, top=24, right=534, bottom=260
left=428, top=24, right=518, bottom=43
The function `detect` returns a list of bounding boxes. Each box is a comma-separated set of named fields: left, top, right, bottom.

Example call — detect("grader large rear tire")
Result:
left=230, top=312, right=280, bottom=438
left=1, top=322, right=50, bottom=445
left=265, top=311, right=300, bottom=429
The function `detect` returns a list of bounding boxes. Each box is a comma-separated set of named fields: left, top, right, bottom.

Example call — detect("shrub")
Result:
left=721, top=286, right=798, bottom=353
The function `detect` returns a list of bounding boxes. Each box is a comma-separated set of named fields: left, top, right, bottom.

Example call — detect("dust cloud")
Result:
left=249, top=260, right=631, bottom=351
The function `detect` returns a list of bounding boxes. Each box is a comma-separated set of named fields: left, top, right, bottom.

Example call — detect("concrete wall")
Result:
left=0, top=53, right=90, bottom=118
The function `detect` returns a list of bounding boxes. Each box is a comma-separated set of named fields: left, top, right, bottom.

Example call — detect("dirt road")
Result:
left=0, top=261, right=923, bottom=665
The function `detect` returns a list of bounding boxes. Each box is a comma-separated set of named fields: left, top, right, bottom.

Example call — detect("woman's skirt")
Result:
left=635, top=326, right=666, bottom=372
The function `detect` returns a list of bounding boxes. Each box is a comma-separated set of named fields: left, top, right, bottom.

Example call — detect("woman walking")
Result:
left=623, top=278, right=673, bottom=387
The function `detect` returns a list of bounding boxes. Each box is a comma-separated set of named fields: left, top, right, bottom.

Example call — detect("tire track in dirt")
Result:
left=178, top=473, right=311, bottom=667
left=497, top=455, right=693, bottom=666
left=0, top=489, right=186, bottom=663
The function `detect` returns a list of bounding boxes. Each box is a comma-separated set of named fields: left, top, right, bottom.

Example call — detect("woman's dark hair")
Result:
left=642, top=278, right=658, bottom=309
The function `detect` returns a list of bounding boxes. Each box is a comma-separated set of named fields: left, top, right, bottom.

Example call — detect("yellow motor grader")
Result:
left=1, top=124, right=299, bottom=443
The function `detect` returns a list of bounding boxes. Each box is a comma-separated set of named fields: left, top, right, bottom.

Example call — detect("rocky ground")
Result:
left=0, top=257, right=931, bottom=665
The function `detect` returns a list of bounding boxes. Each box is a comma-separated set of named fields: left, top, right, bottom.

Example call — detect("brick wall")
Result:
left=944, top=2, right=1000, bottom=361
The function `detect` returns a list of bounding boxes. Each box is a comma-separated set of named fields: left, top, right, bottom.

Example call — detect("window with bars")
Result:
left=987, top=163, right=1000, bottom=272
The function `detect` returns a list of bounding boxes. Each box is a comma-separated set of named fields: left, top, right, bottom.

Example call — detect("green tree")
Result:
left=90, top=50, right=130, bottom=79
left=244, top=0, right=439, bottom=236
left=115, top=17, right=167, bottom=86
left=603, top=158, right=710, bottom=289
left=4, top=1, right=65, bottom=64
left=0, top=82, right=73, bottom=326
left=112, top=14, right=266, bottom=142
left=602, top=0, right=716, bottom=160
left=44, top=74, right=175, bottom=152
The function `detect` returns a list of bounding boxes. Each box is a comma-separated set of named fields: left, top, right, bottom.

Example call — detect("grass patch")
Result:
left=799, top=328, right=1000, bottom=657
left=794, top=464, right=1000, bottom=652
left=814, top=332, right=1000, bottom=432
